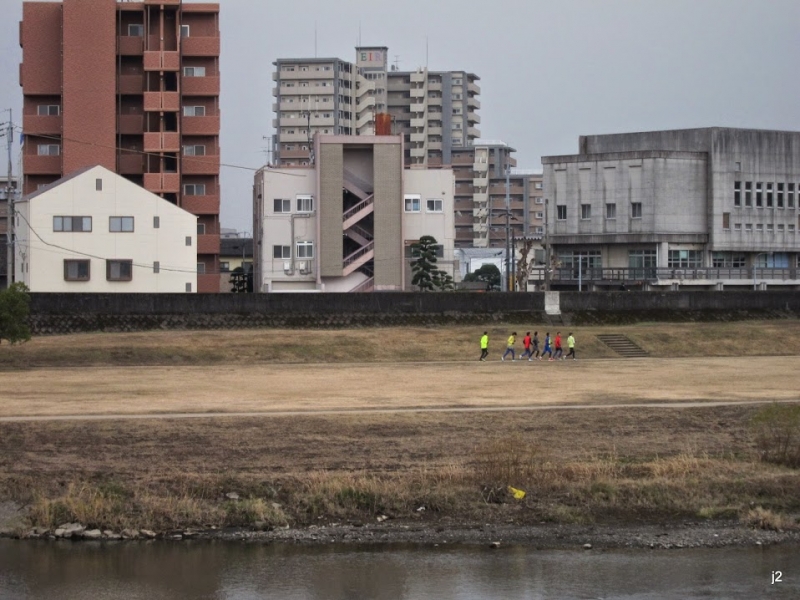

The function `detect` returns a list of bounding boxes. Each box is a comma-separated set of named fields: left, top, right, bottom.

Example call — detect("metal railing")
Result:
left=351, top=277, right=375, bottom=293
left=343, top=241, right=374, bottom=268
left=348, top=223, right=374, bottom=241
left=528, top=267, right=799, bottom=282
left=343, top=195, right=374, bottom=222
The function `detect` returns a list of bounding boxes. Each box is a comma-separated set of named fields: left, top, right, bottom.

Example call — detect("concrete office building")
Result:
left=19, top=0, right=221, bottom=291
left=272, top=46, right=480, bottom=168
left=253, top=135, right=455, bottom=293
left=541, top=127, right=800, bottom=290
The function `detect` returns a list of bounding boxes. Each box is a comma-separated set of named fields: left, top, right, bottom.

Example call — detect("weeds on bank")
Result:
left=751, top=403, right=800, bottom=468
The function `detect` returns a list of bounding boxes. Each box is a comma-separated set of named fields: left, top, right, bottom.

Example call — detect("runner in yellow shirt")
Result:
left=566, top=333, right=577, bottom=360
left=501, top=332, right=517, bottom=361
left=479, top=331, right=489, bottom=361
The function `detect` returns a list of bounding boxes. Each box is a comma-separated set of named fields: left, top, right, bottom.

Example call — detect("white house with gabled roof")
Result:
left=15, top=166, right=198, bottom=292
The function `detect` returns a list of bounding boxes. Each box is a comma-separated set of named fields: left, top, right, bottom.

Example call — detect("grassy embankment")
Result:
left=1, top=321, right=799, bottom=535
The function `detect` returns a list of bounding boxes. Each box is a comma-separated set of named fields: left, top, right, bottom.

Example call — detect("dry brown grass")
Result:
left=2, top=320, right=800, bottom=370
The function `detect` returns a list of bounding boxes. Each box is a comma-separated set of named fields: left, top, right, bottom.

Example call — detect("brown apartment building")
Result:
left=19, top=0, right=221, bottom=292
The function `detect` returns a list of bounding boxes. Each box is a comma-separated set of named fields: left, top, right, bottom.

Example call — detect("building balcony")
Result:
left=118, top=74, right=144, bottom=95
left=118, top=36, right=144, bottom=56
left=24, top=154, right=61, bottom=175
left=452, top=153, right=474, bottom=165
left=181, top=36, right=220, bottom=57
left=468, top=82, right=481, bottom=94
left=280, top=149, right=311, bottom=159
left=143, top=51, right=180, bottom=71
left=428, top=141, right=442, bottom=150
left=410, top=118, right=426, bottom=128
left=118, top=153, right=144, bottom=175
left=473, top=176, right=489, bottom=188
left=181, top=154, right=220, bottom=175
left=410, top=132, right=426, bottom=143
left=410, top=87, right=426, bottom=98
left=279, top=132, right=311, bottom=143
left=144, top=132, right=180, bottom=152
left=468, top=126, right=481, bottom=138
left=182, top=115, right=220, bottom=136
left=181, top=193, right=220, bottom=215
left=118, top=114, right=144, bottom=135
left=144, top=91, right=180, bottom=112
left=24, top=115, right=61, bottom=135
left=410, top=147, right=426, bottom=158
left=181, top=76, right=220, bottom=96
left=468, top=97, right=480, bottom=109
left=473, top=161, right=488, bottom=172
left=144, top=172, right=180, bottom=193
left=197, top=233, right=220, bottom=255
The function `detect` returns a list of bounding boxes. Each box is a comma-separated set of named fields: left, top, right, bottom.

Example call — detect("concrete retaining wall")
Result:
left=26, top=291, right=799, bottom=335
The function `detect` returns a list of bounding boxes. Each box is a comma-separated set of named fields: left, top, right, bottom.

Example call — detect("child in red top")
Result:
left=520, top=332, right=533, bottom=360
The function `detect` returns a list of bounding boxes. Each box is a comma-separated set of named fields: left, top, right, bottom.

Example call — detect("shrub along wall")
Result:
left=26, top=291, right=799, bottom=335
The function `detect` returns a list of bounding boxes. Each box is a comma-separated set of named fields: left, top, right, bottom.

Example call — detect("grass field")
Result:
left=1, top=320, right=799, bottom=534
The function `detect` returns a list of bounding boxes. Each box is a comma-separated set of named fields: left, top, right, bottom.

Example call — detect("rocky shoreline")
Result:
left=5, top=518, right=800, bottom=551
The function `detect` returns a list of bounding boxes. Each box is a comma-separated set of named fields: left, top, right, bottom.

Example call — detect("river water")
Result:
left=1, top=540, right=797, bottom=599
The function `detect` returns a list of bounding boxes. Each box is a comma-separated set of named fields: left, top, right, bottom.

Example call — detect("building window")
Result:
left=745, top=181, right=753, bottom=207
left=186, top=282, right=192, bottom=292
left=629, top=249, right=657, bottom=270
left=37, top=144, right=60, bottom=156
left=535, top=197, right=544, bottom=204
left=734, top=223, right=742, bottom=231
left=153, top=216, right=160, bottom=229
left=755, top=182, right=763, bottom=207
left=128, top=24, right=144, bottom=37
left=734, top=181, right=741, bottom=207
left=756, top=224, right=763, bottom=232
left=722, top=212, right=730, bottom=230
left=183, top=106, right=205, bottom=117
left=186, top=236, right=192, bottom=246
left=668, top=250, right=702, bottom=268
left=535, top=212, right=544, bottom=219
left=631, top=202, right=642, bottom=218
left=788, top=183, right=795, bottom=208
left=107, top=260, right=133, bottom=282
left=197, top=223, right=205, bottom=234
left=789, top=224, right=796, bottom=232
left=557, top=205, right=567, bottom=221
left=109, top=216, right=134, bottom=232
left=180, top=24, right=190, bottom=38
left=426, top=198, right=443, bottom=213
left=766, top=183, right=774, bottom=208
left=153, top=261, right=160, bottom=274
left=64, top=260, right=90, bottom=281
left=53, top=216, right=92, bottom=232
left=37, top=105, right=60, bottom=116
left=273, top=198, right=291, bottom=213
left=95, top=178, right=103, bottom=191
left=197, top=263, right=206, bottom=274
left=712, top=252, right=746, bottom=268
left=296, top=241, right=314, bottom=259
left=182, top=66, right=206, bottom=77
left=220, top=262, right=230, bottom=273
left=273, top=245, right=291, bottom=259
left=745, top=223, right=753, bottom=232
left=777, top=183, right=784, bottom=208
left=404, top=194, right=421, bottom=212
left=606, top=203, right=616, bottom=219
left=535, top=182, right=543, bottom=190
left=766, top=224, right=774, bottom=233
left=183, top=184, right=206, bottom=196
left=183, top=145, right=206, bottom=156
left=296, top=195, right=313, bottom=212
left=777, top=224, right=785, bottom=232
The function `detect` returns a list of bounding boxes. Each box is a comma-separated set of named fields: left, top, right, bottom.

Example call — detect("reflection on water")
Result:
left=1, top=539, right=798, bottom=599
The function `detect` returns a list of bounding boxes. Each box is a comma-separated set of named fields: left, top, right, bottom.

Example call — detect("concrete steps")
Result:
left=596, top=334, right=649, bottom=358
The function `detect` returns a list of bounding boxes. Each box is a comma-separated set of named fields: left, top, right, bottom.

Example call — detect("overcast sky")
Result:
left=2, top=0, right=800, bottom=233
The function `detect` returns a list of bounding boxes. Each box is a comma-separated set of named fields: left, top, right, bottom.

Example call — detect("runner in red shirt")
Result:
left=520, top=332, right=533, bottom=360
left=553, top=332, right=563, bottom=360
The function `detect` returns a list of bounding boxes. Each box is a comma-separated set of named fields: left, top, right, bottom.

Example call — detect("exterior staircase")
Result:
left=596, top=334, right=649, bottom=358
left=343, top=241, right=375, bottom=276
left=341, top=169, right=375, bottom=284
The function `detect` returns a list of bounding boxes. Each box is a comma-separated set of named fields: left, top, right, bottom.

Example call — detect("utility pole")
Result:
left=543, top=198, right=550, bottom=291
left=505, top=164, right=512, bottom=292
left=2, top=109, right=13, bottom=290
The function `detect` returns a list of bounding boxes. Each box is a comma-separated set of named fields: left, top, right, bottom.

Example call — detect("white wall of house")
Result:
left=15, top=166, right=197, bottom=293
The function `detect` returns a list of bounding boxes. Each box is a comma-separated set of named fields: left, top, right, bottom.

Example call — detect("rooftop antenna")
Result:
left=358, top=21, right=362, bottom=47
left=393, top=55, right=400, bottom=71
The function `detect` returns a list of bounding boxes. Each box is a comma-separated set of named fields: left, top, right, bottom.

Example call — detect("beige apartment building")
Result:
left=272, top=46, right=480, bottom=168
left=253, top=135, right=455, bottom=293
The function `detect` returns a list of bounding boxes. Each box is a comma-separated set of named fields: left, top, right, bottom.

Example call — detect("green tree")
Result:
left=0, top=282, right=32, bottom=345
left=464, top=263, right=501, bottom=291
left=411, top=235, right=452, bottom=291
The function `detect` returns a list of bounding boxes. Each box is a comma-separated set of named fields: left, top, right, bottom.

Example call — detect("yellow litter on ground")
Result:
left=508, top=486, right=526, bottom=500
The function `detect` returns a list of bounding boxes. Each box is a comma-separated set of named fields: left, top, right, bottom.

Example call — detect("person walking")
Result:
left=566, top=332, right=577, bottom=360
left=479, top=331, right=489, bottom=361
left=541, top=332, right=552, bottom=361
left=502, top=332, right=517, bottom=361
left=520, top=332, right=533, bottom=360
left=531, top=331, right=540, bottom=361
left=554, top=332, right=563, bottom=360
